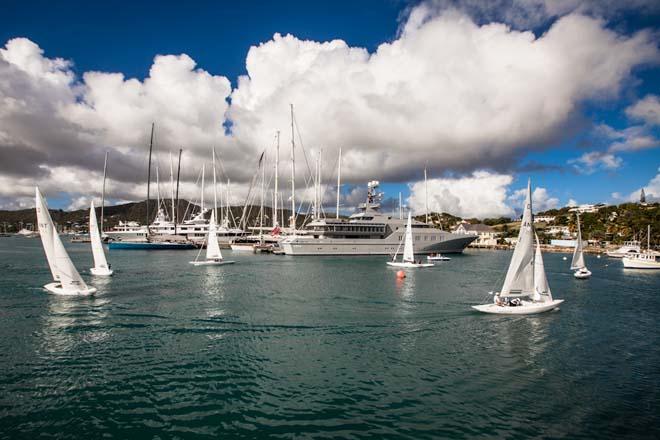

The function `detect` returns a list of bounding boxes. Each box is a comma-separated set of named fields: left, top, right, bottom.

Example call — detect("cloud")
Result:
left=567, top=121, right=659, bottom=173
left=509, top=185, right=560, bottom=212
left=626, top=94, right=660, bottom=126
left=408, top=0, right=660, bottom=29
left=407, top=171, right=515, bottom=218
left=1, top=6, right=659, bottom=209
left=569, top=151, right=623, bottom=174
left=567, top=198, right=578, bottom=207
left=625, top=168, right=660, bottom=202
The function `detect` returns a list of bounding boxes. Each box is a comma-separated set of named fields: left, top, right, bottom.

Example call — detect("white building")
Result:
left=547, top=225, right=572, bottom=237
left=569, top=203, right=605, bottom=214
left=453, top=222, right=499, bottom=246
left=534, top=215, right=555, bottom=223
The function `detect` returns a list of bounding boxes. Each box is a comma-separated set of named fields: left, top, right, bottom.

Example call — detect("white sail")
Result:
left=570, top=213, right=586, bottom=270
left=89, top=201, right=110, bottom=271
left=35, top=187, right=59, bottom=281
left=206, top=211, right=222, bottom=261
left=35, top=187, right=90, bottom=292
left=403, top=212, right=415, bottom=263
left=533, top=234, right=553, bottom=302
left=500, top=179, right=535, bottom=297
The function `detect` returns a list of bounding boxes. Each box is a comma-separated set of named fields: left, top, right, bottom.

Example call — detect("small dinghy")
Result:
left=571, top=212, right=591, bottom=279
left=190, top=211, right=235, bottom=266
left=472, top=180, right=563, bottom=315
left=36, top=187, right=97, bottom=295
left=387, top=213, right=434, bottom=268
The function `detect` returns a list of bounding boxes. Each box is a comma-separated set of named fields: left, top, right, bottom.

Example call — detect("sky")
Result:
left=1, top=0, right=660, bottom=219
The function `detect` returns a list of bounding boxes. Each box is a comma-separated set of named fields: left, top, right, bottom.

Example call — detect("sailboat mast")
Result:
left=174, top=148, right=182, bottom=235
left=336, top=147, right=341, bottom=219
left=169, top=151, right=175, bottom=224
left=201, top=165, right=205, bottom=215
left=274, top=131, right=279, bottom=227
left=290, top=104, right=296, bottom=230
left=424, top=165, right=429, bottom=224
left=213, top=148, right=218, bottom=222
left=318, top=148, right=323, bottom=219
left=101, top=151, right=108, bottom=233
left=260, top=151, right=265, bottom=244
left=156, top=163, right=160, bottom=218
left=399, top=192, right=402, bottom=220
left=648, top=225, right=651, bottom=251
left=146, top=122, right=155, bottom=231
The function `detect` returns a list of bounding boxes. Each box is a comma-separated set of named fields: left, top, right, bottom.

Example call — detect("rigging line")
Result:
left=182, top=166, right=204, bottom=223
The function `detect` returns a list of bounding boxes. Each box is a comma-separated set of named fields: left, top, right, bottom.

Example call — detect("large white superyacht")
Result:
left=281, top=181, right=476, bottom=256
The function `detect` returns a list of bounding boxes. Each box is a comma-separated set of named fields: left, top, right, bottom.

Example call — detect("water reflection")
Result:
left=40, top=295, right=111, bottom=355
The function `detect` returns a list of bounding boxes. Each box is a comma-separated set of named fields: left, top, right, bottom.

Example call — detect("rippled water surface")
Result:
left=1, top=236, right=659, bottom=439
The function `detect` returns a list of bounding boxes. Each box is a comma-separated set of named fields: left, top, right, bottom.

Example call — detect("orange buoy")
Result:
left=396, top=270, right=406, bottom=279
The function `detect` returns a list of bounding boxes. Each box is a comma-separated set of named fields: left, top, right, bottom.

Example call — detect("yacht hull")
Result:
left=108, top=242, right=195, bottom=250
left=472, top=299, right=564, bottom=315
left=282, top=234, right=475, bottom=256
left=622, top=258, right=660, bottom=269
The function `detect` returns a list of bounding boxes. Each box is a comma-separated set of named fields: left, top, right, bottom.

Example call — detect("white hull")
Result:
left=427, top=255, right=450, bottom=261
left=472, top=299, right=564, bottom=315
left=386, top=261, right=435, bottom=268
left=189, top=260, right=235, bottom=266
left=44, top=282, right=97, bottom=296
left=607, top=251, right=639, bottom=258
left=90, top=267, right=114, bottom=276
left=573, top=269, right=591, bottom=279
left=622, top=258, right=660, bottom=269
left=230, top=244, right=255, bottom=252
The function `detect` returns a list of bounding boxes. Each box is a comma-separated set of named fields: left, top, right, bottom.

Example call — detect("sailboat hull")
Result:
left=90, top=267, right=114, bottom=276
left=189, top=260, right=235, bottom=266
left=472, top=299, right=564, bottom=315
left=573, top=269, right=591, bottom=279
left=44, top=282, right=97, bottom=296
left=386, top=262, right=435, bottom=268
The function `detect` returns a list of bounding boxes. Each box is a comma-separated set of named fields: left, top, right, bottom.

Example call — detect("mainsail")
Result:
left=570, top=213, right=586, bottom=270
left=35, top=187, right=59, bottom=281
left=403, top=212, right=415, bottom=263
left=36, top=187, right=90, bottom=291
left=206, top=211, right=222, bottom=261
left=533, top=234, right=553, bottom=302
left=500, top=179, right=535, bottom=297
left=89, top=201, right=110, bottom=271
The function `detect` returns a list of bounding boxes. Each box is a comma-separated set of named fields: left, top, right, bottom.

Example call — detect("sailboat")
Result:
left=571, top=213, right=591, bottom=279
left=190, top=211, right=235, bottom=266
left=472, top=180, right=563, bottom=314
left=89, top=201, right=113, bottom=276
left=35, top=187, right=97, bottom=295
left=387, top=212, right=434, bottom=268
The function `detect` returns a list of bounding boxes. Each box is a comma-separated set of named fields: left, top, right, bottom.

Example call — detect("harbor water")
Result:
left=1, top=236, right=659, bottom=439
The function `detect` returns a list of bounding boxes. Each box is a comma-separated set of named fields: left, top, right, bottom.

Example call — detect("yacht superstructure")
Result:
left=281, top=181, right=476, bottom=256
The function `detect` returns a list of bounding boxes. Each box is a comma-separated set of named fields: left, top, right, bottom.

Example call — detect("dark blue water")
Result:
left=1, top=236, right=659, bottom=439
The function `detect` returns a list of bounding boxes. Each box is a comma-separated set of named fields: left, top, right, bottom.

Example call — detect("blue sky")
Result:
left=1, top=0, right=660, bottom=217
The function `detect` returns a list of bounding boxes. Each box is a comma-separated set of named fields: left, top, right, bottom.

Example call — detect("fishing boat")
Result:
left=606, top=240, right=641, bottom=258
left=89, top=201, right=113, bottom=276
left=387, top=212, right=434, bottom=268
left=190, top=211, right=235, bottom=266
left=472, top=180, right=563, bottom=315
left=35, top=187, right=96, bottom=295
left=571, top=213, right=591, bottom=279
left=622, top=225, right=660, bottom=269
